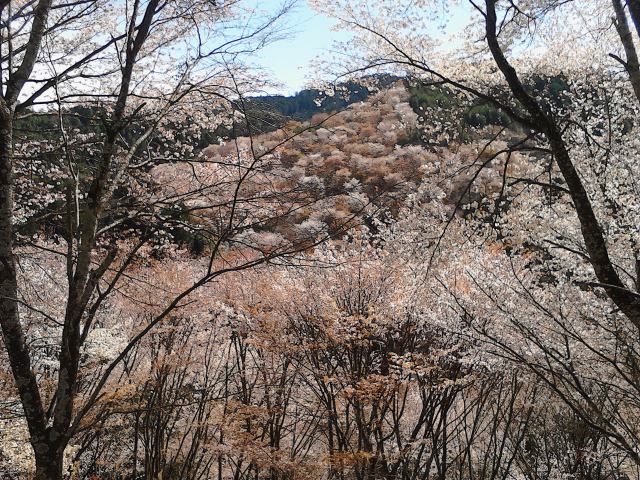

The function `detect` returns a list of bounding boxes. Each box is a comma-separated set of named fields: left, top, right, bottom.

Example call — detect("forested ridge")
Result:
left=1, top=1, right=640, bottom=480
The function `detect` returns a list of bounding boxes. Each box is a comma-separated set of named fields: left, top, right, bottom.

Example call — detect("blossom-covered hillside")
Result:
left=149, top=83, right=518, bottom=252
left=5, top=1, right=640, bottom=478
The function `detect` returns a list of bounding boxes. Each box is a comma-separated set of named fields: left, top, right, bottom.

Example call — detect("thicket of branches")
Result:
left=2, top=0, right=640, bottom=479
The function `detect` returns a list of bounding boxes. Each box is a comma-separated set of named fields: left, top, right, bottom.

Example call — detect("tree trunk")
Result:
left=34, top=447, right=65, bottom=480
left=0, top=103, right=52, bottom=474
left=612, top=0, right=640, bottom=104
left=627, top=0, right=640, bottom=38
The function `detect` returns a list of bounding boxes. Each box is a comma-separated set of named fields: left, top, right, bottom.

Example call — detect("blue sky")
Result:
left=253, top=0, right=471, bottom=95
left=254, top=0, right=350, bottom=94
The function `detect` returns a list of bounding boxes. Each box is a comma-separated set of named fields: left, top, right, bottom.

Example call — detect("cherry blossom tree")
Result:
left=310, top=0, right=640, bottom=470
left=0, top=0, right=370, bottom=477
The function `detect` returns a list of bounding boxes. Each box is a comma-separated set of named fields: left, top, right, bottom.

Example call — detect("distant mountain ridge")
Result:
left=243, top=75, right=402, bottom=129
left=248, top=82, right=371, bottom=121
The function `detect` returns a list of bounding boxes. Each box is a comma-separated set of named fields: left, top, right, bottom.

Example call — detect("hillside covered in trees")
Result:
left=1, top=1, right=640, bottom=480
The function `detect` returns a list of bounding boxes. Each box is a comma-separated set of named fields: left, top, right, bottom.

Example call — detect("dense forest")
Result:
left=1, top=1, right=640, bottom=480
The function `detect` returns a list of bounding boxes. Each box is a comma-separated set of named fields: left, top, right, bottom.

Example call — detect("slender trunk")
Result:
left=0, top=103, right=69, bottom=479
left=0, top=104, right=55, bottom=474
left=613, top=0, right=640, bottom=104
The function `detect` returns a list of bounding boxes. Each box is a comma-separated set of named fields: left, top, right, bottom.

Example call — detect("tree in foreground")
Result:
left=6, top=0, right=640, bottom=478
left=311, top=0, right=640, bottom=468
left=0, top=0, right=358, bottom=477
